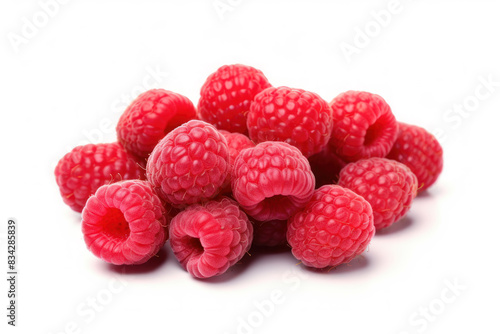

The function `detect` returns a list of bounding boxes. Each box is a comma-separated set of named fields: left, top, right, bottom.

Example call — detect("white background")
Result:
left=1, top=1, right=499, bottom=333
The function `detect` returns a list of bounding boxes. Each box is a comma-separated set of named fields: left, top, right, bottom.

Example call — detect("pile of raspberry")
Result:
left=55, top=64, right=443, bottom=279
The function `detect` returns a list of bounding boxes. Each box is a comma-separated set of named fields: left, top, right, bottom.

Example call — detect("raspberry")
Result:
left=252, top=220, right=287, bottom=248
left=386, top=122, right=443, bottom=192
left=328, top=91, right=398, bottom=162
left=247, top=86, right=333, bottom=157
left=338, top=158, right=418, bottom=230
left=219, top=130, right=255, bottom=165
left=54, top=142, right=144, bottom=212
left=169, top=197, right=253, bottom=278
left=287, top=185, right=374, bottom=268
left=219, top=130, right=255, bottom=193
left=81, top=180, right=168, bottom=265
left=232, top=141, right=315, bottom=221
left=146, top=120, right=229, bottom=206
left=117, top=89, right=196, bottom=159
left=198, top=64, right=271, bottom=134
left=308, top=145, right=347, bottom=188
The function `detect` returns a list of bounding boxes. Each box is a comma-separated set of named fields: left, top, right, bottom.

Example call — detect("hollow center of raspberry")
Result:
left=260, top=195, right=294, bottom=219
left=184, top=237, right=204, bottom=255
left=364, top=120, right=385, bottom=146
left=264, top=195, right=288, bottom=206
left=101, top=208, right=130, bottom=241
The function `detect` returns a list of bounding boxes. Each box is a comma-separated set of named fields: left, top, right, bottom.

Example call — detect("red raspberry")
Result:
left=54, top=142, right=144, bottom=212
left=219, top=130, right=255, bottom=193
left=232, top=141, right=315, bottom=221
left=198, top=64, right=271, bottom=134
left=287, top=185, right=374, bottom=269
left=247, top=86, right=333, bottom=157
left=252, top=220, right=287, bottom=248
left=338, top=158, right=418, bottom=230
left=219, top=130, right=255, bottom=165
left=146, top=120, right=229, bottom=206
left=328, top=91, right=398, bottom=162
left=386, top=122, right=443, bottom=192
left=117, top=89, right=196, bottom=159
left=81, top=180, right=168, bottom=265
left=169, top=197, right=253, bottom=278
left=308, top=145, right=347, bottom=188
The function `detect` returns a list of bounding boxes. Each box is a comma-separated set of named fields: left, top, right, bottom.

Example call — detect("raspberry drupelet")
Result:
left=247, top=86, right=334, bottom=157
left=386, top=122, right=443, bottom=192
left=117, top=89, right=196, bottom=159
left=231, top=141, right=315, bottom=221
left=198, top=64, right=272, bottom=134
left=169, top=197, right=253, bottom=279
left=338, top=157, right=418, bottom=230
left=287, top=185, right=375, bottom=269
left=146, top=120, right=230, bottom=206
left=218, top=130, right=255, bottom=194
left=328, top=91, right=398, bottom=162
left=54, top=142, right=144, bottom=212
left=81, top=180, right=169, bottom=265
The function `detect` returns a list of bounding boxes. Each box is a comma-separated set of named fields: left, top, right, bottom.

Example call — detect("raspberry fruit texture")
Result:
left=117, top=89, right=196, bottom=159
left=198, top=64, right=272, bottom=134
left=287, top=185, right=374, bottom=269
left=219, top=130, right=255, bottom=166
left=231, top=141, right=315, bottom=221
left=252, top=220, right=287, bottom=248
left=81, top=180, right=168, bottom=265
left=146, top=120, right=229, bottom=206
left=328, top=91, right=398, bottom=162
left=386, top=122, right=443, bottom=192
left=338, top=157, right=418, bottom=230
left=54, top=142, right=144, bottom=212
left=169, top=197, right=253, bottom=279
left=219, top=130, right=255, bottom=193
left=308, top=145, right=347, bottom=188
left=247, top=86, right=334, bottom=158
